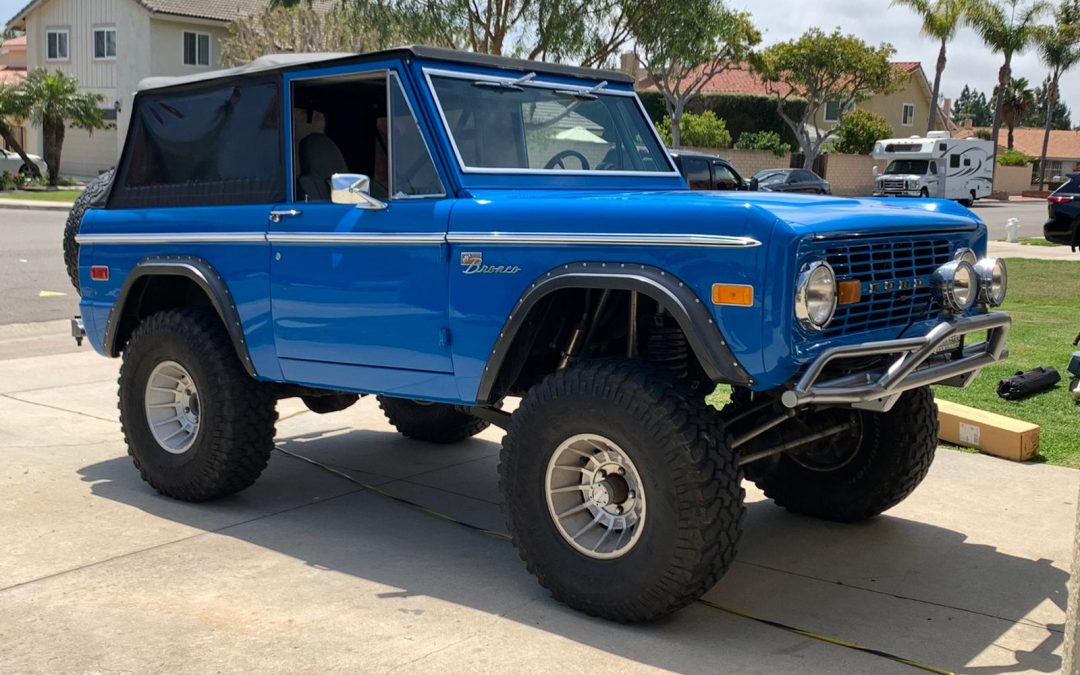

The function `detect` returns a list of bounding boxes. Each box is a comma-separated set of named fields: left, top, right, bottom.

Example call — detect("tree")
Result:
left=833, top=109, right=894, bottom=155
left=222, top=3, right=387, bottom=65
left=734, top=130, right=792, bottom=156
left=995, top=76, right=1036, bottom=148
left=635, top=1, right=760, bottom=148
left=752, top=29, right=904, bottom=169
left=965, top=0, right=1051, bottom=166
left=0, top=84, right=42, bottom=179
left=893, top=0, right=964, bottom=133
left=952, top=84, right=994, bottom=125
left=19, top=70, right=105, bottom=186
left=657, top=111, right=732, bottom=148
left=1035, top=0, right=1080, bottom=188
left=1024, top=81, right=1072, bottom=129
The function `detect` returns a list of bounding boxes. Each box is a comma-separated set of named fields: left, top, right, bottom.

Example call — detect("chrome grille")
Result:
left=818, top=238, right=954, bottom=337
left=880, top=179, right=907, bottom=191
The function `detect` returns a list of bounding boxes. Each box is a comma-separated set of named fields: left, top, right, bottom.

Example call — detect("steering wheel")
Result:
left=544, top=150, right=591, bottom=171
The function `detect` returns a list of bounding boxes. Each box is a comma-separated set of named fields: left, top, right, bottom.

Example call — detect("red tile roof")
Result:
left=1, top=36, right=27, bottom=48
left=0, top=66, right=26, bottom=85
left=955, top=126, right=1080, bottom=160
left=639, top=61, right=923, bottom=97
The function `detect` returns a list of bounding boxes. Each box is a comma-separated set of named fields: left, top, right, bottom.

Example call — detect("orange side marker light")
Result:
left=838, top=279, right=861, bottom=305
left=712, top=284, right=754, bottom=307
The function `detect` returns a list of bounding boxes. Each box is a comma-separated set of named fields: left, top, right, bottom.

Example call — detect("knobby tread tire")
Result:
left=499, top=359, right=744, bottom=623
left=377, top=396, right=489, bottom=444
left=63, top=168, right=114, bottom=293
left=119, top=307, right=277, bottom=501
left=755, top=386, right=938, bottom=522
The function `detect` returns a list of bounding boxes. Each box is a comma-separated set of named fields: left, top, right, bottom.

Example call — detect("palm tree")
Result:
left=1036, top=0, right=1080, bottom=188
left=892, top=0, right=964, bottom=133
left=19, top=70, right=105, bottom=186
left=0, top=84, right=41, bottom=179
left=965, top=0, right=1050, bottom=163
left=995, top=76, right=1036, bottom=148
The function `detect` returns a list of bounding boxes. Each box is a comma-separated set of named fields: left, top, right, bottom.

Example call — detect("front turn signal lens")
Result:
left=712, top=283, right=754, bottom=306
left=837, top=279, right=862, bottom=305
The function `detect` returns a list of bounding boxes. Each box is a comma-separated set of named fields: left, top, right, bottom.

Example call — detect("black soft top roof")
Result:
left=137, top=45, right=634, bottom=93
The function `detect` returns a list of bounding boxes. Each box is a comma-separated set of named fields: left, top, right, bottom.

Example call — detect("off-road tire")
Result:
left=119, top=307, right=277, bottom=501
left=754, top=386, right=938, bottom=522
left=500, top=360, right=744, bottom=622
left=377, top=396, right=488, bottom=444
left=920, top=187, right=930, bottom=198
left=62, top=168, right=115, bottom=292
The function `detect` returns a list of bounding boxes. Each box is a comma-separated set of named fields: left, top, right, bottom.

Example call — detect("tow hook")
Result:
left=70, top=316, right=85, bottom=347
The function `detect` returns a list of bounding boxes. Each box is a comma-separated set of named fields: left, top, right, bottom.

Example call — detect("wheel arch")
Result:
left=475, top=262, right=753, bottom=403
left=104, top=256, right=256, bottom=377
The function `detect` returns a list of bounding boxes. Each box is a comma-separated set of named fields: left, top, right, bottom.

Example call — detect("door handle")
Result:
left=269, top=209, right=303, bottom=223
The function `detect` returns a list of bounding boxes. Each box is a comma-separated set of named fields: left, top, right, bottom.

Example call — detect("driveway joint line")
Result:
left=0, top=392, right=118, bottom=423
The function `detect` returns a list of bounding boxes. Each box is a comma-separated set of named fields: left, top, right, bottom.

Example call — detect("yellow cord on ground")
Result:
left=275, top=446, right=954, bottom=674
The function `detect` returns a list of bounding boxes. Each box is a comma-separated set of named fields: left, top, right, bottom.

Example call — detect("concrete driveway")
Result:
left=1, top=336, right=1076, bottom=674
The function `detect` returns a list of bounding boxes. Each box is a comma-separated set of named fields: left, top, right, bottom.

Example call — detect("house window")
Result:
left=93, top=28, right=116, bottom=60
left=183, top=32, right=211, bottom=67
left=901, top=103, right=915, bottom=127
left=824, top=100, right=843, bottom=123
left=46, top=29, right=69, bottom=61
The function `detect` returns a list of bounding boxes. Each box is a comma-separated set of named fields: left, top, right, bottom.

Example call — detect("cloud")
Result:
left=738, top=0, right=1080, bottom=128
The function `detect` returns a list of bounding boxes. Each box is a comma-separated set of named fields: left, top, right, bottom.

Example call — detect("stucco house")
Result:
left=955, top=122, right=1080, bottom=183
left=4, top=0, right=268, bottom=177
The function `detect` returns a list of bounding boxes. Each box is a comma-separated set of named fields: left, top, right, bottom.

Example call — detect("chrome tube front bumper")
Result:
left=781, top=312, right=1010, bottom=412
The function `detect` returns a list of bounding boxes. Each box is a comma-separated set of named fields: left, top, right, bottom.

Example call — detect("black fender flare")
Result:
left=103, top=256, right=257, bottom=377
left=476, top=262, right=753, bottom=403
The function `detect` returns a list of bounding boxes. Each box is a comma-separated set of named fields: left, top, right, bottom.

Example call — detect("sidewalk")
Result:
left=989, top=240, right=1079, bottom=261
left=0, top=197, right=74, bottom=211
left=0, top=337, right=1075, bottom=674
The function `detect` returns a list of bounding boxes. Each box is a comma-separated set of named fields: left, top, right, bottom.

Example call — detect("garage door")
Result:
left=60, top=126, right=118, bottom=178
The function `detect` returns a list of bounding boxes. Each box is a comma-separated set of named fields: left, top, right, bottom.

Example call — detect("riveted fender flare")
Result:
left=475, top=262, right=754, bottom=403
left=103, top=256, right=257, bottom=377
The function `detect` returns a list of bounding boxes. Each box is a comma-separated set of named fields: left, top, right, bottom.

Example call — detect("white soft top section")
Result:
left=137, top=52, right=356, bottom=91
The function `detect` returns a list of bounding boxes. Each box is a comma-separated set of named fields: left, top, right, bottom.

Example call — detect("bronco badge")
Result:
left=460, top=252, right=521, bottom=275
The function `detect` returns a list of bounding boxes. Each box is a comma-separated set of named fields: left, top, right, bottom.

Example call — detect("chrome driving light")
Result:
left=974, top=258, right=1007, bottom=307
left=795, top=261, right=838, bottom=330
left=932, top=260, right=977, bottom=313
left=953, top=248, right=978, bottom=266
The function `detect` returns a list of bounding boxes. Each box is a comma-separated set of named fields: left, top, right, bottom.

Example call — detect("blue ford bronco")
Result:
left=64, top=46, right=1011, bottom=622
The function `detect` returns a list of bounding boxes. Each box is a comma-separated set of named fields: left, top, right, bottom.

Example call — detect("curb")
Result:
left=0, top=200, right=73, bottom=212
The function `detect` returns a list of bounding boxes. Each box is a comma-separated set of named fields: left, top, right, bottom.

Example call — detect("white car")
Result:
left=0, top=147, right=47, bottom=176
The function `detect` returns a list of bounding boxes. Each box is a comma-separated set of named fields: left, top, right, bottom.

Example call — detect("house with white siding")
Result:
left=5, top=0, right=268, bottom=177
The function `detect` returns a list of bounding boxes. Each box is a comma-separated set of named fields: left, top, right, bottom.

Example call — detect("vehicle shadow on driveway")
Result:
left=77, top=425, right=1070, bottom=674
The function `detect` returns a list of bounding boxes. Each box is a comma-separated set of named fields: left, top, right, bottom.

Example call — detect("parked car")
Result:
left=1044, top=172, right=1080, bottom=250
left=751, top=168, right=831, bottom=194
left=65, top=46, right=1010, bottom=624
left=0, top=147, right=47, bottom=177
left=670, top=150, right=746, bottom=191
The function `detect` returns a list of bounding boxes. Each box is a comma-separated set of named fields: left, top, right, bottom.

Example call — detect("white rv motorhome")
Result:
left=872, top=131, right=994, bottom=205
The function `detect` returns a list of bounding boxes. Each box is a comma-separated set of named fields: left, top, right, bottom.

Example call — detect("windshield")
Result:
left=884, top=160, right=929, bottom=175
left=428, top=74, right=673, bottom=174
left=754, top=171, right=787, bottom=186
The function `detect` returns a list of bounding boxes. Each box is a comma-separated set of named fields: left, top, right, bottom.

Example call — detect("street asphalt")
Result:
left=0, top=200, right=1070, bottom=327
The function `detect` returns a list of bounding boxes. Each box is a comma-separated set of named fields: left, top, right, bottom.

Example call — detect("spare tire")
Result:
left=63, top=168, right=115, bottom=292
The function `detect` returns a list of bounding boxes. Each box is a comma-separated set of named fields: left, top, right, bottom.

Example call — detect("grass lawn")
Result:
left=0, top=190, right=81, bottom=203
left=934, top=258, right=1080, bottom=468
left=1016, top=237, right=1065, bottom=248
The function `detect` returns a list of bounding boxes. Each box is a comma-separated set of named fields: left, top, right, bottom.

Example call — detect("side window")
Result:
left=683, top=158, right=710, bottom=189
left=712, top=162, right=737, bottom=187
left=111, top=80, right=284, bottom=208
left=950, top=154, right=961, bottom=169
left=929, top=162, right=938, bottom=175
left=389, top=74, right=444, bottom=198
left=795, top=170, right=815, bottom=182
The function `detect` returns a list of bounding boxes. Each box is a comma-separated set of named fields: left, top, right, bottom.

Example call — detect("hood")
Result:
left=877, top=173, right=924, bottom=181
left=461, top=189, right=981, bottom=239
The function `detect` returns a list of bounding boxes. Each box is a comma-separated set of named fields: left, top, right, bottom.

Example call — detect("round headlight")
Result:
left=932, top=260, right=977, bottom=313
left=954, top=248, right=978, bottom=266
left=795, top=261, right=837, bottom=330
left=974, top=258, right=1007, bottom=306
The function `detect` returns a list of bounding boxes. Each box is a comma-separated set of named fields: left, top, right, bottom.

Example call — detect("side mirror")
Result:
left=331, top=173, right=387, bottom=210
left=748, top=177, right=759, bottom=191
left=872, top=166, right=880, bottom=176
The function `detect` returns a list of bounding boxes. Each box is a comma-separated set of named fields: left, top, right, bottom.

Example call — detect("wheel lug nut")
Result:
left=615, top=506, right=624, bottom=515
left=616, top=467, right=625, bottom=475
left=627, top=491, right=635, bottom=500
left=597, top=470, right=606, bottom=479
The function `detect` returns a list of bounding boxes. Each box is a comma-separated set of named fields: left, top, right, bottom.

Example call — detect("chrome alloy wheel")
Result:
left=545, top=434, right=646, bottom=559
left=144, top=360, right=201, bottom=454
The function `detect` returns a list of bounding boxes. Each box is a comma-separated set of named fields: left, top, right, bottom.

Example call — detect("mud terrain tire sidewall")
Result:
left=377, top=396, right=489, bottom=444
left=63, top=168, right=115, bottom=292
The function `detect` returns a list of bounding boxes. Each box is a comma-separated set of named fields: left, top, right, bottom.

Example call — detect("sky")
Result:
left=2, top=0, right=1076, bottom=126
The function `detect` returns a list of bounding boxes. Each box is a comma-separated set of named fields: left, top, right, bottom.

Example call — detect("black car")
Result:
left=751, top=168, right=832, bottom=195
left=670, top=150, right=747, bottom=191
left=1045, top=172, right=1080, bottom=250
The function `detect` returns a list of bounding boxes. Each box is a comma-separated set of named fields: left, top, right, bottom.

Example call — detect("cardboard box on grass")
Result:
left=937, top=400, right=1040, bottom=462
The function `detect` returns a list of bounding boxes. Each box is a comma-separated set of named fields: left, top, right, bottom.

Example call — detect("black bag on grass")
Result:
left=997, top=367, right=1061, bottom=401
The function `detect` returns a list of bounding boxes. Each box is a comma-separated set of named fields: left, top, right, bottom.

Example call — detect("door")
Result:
left=270, top=68, right=454, bottom=374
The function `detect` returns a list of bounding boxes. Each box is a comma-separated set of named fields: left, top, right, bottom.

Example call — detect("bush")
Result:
left=639, top=91, right=807, bottom=148
left=833, top=109, right=893, bottom=155
left=734, top=130, right=792, bottom=156
left=657, top=111, right=732, bottom=149
left=975, top=128, right=993, bottom=141
left=0, top=170, right=28, bottom=191
left=997, top=148, right=1033, bottom=166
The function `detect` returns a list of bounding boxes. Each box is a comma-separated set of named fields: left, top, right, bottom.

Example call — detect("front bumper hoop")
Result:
left=781, top=312, right=1010, bottom=412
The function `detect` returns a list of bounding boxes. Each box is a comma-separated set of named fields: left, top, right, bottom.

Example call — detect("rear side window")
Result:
left=111, top=79, right=284, bottom=208
left=683, top=158, right=710, bottom=189
left=1059, top=176, right=1080, bottom=194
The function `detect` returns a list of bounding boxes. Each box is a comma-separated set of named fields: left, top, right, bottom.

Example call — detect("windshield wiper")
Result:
left=553, top=80, right=609, bottom=101
left=473, top=72, right=536, bottom=93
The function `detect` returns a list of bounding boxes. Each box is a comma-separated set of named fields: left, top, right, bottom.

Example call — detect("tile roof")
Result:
left=638, top=61, right=924, bottom=98
left=0, top=66, right=26, bottom=85
left=1, top=36, right=27, bottom=48
left=955, top=126, right=1080, bottom=160
left=8, top=0, right=274, bottom=26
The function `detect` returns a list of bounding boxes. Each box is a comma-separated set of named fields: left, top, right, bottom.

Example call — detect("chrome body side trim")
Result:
left=76, top=233, right=267, bottom=244
left=781, top=311, right=1011, bottom=412
left=447, top=232, right=762, bottom=248
left=267, top=232, right=446, bottom=244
